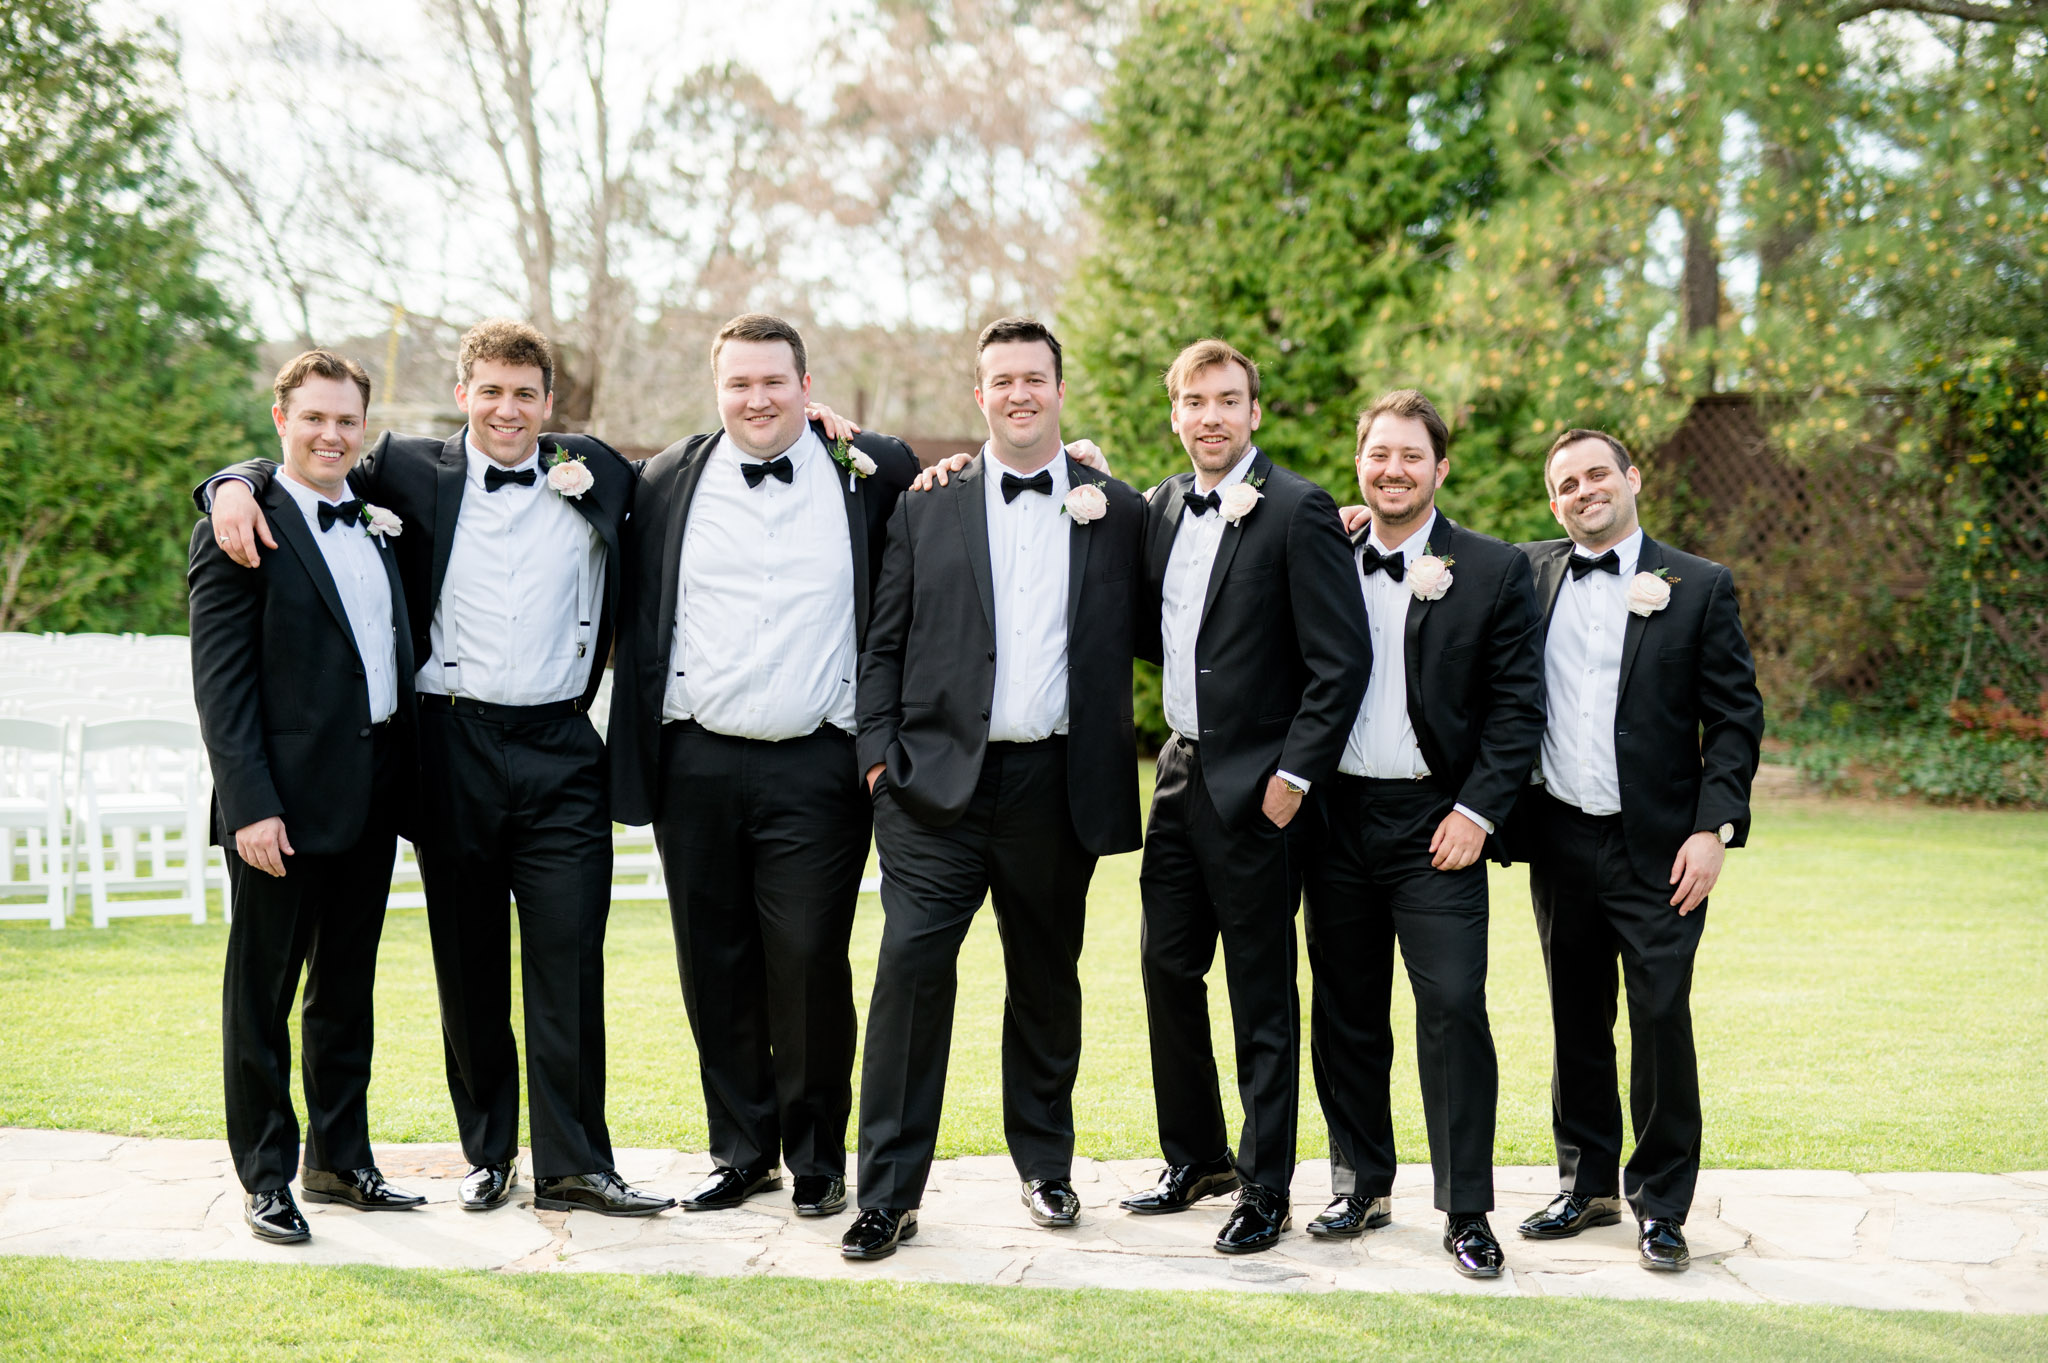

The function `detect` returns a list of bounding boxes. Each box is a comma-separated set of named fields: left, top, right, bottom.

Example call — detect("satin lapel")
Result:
left=266, top=482, right=356, bottom=654
left=376, top=531, right=415, bottom=688
left=1616, top=534, right=1662, bottom=702
left=1064, top=454, right=1093, bottom=635
left=1537, top=543, right=1571, bottom=630
left=655, top=437, right=718, bottom=659
left=545, top=439, right=621, bottom=572
left=428, top=430, right=468, bottom=610
left=1147, top=472, right=1190, bottom=586
left=842, top=443, right=870, bottom=642
left=1402, top=519, right=1454, bottom=720
left=1199, top=453, right=1269, bottom=629
left=955, top=456, right=997, bottom=633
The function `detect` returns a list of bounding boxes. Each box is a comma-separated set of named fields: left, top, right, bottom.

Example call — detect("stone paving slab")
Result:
left=0, top=1128, right=2042, bottom=1312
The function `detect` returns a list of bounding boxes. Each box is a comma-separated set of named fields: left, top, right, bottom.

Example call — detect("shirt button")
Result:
left=358, top=727, right=370, bottom=738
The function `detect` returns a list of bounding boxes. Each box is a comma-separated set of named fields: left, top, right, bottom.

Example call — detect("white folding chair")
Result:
left=611, top=823, right=668, bottom=903
left=388, top=837, right=429, bottom=910
left=72, top=718, right=212, bottom=927
left=0, top=718, right=70, bottom=928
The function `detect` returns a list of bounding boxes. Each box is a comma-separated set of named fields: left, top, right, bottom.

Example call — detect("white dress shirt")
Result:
left=1337, top=510, right=1492, bottom=832
left=663, top=427, right=858, bottom=739
left=415, top=437, right=606, bottom=706
left=982, top=447, right=1071, bottom=742
left=276, top=470, right=397, bottom=724
left=1539, top=527, right=1642, bottom=815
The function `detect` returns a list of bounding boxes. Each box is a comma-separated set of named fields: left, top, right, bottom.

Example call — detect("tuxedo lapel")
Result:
left=843, top=445, right=871, bottom=642
left=429, top=430, right=467, bottom=610
left=1616, top=534, right=1663, bottom=702
left=1402, top=518, right=1454, bottom=722
left=1064, top=454, right=1094, bottom=635
left=1535, top=542, right=1572, bottom=630
left=1198, top=453, right=1268, bottom=628
left=955, top=455, right=997, bottom=633
left=1147, top=472, right=1190, bottom=586
left=265, top=482, right=357, bottom=659
left=376, top=532, right=415, bottom=689
left=543, top=441, right=620, bottom=564
left=655, top=436, right=719, bottom=661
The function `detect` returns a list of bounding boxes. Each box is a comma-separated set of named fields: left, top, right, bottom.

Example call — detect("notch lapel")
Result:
left=1064, top=453, right=1094, bottom=635
left=655, top=435, right=719, bottom=661
left=954, top=455, right=997, bottom=634
left=1147, top=472, right=1191, bottom=586
left=1616, top=535, right=1662, bottom=702
left=1198, top=453, right=1269, bottom=629
left=265, top=482, right=357, bottom=659
left=429, top=431, right=468, bottom=610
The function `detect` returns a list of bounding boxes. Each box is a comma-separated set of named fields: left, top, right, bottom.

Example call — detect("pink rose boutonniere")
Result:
left=1408, top=545, right=1454, bottom=601
left=545, top=445, right=594, bottom=499
left=1063, top=482, right=1108, bottom=523
left=1218, top=474, right=1266, bottom=525
left=362, top=503, right=402, bottom=541
left=1625, top=567, right=1680, bottom=616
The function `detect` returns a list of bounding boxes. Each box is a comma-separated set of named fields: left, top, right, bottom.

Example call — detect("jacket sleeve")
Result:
left=1455, top=549, right=1547, bottom=826
left=1276, top=487, right=1371, bottom=786
left=1691, top=564, right=1765, bottom=844
left=189, top=458, right=280, bottom=516
left=187, top=520, right=283, bottom=833
left=855, top=496, right=915, bottom=776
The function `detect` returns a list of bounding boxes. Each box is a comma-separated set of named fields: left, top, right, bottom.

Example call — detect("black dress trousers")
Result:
left=414, top=702, right=616, bottom=1179
left=1136, top=735, right=1303, bottom=1195
left=652, top=721, right=869, bottom=1178
left=1526, top=788, right=1708, bottom=1223
left=1302, top=775, right=1498, bottom=1213
left=857, top=738, right=1095, bottom=1211
left=221, top=731, right=400, bottom=1194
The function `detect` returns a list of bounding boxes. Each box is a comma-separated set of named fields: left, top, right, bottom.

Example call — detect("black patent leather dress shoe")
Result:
left=1516, top=1191, right=1623, bottom=1239
left=841, top=1208, right=918, bottom=1260
left=1215, top=1183, right=1290, bottom=1254
left=1120, top=1153, right=1241, bottom=1215
left=791, top=1174, right=848, bottom=1217
left=1305, top=1194, right=1392, bottom=1238
left=1639, top=1217, right=1691, bottom=1271
left=299, top=1166, right=426, bottom=1210
left=244, top=1188, right=310, bottom=1244
left=680, top=1163, right=783, bottom=1211
left=1023, top=1178, right=1080, bottom=1228
left=1445, top=1213, right=1505, bottom=1278
left=534, top=1171, right=675, bottom=1216
left=458, top=1161, right=517, bottom=1211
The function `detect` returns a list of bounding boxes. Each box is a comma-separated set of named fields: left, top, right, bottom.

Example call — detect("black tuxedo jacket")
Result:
left=195, top=428, right=637, bottom=712
left=608, top=424, right=919, bottom=825
left=1350, top=515, right=1547, bottom=837
left=188, top=478, right=417, bottom=854
left=1507, top=533, right=1765, bottom=885
left=1141, top=454, right=1369, bottom=828
left=857, top=452, right=1147, bottom=856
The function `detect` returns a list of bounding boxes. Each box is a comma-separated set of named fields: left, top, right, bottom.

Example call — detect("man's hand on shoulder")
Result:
left=805, top=402, right=862, bottom=444
left=910, top=452, right=975, bottom=492
left=210, top=479, right=276, bottom=569
left=1338, top=503, right=1369, bottom=536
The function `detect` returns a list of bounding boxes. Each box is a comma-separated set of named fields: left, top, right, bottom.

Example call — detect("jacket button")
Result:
left=986, top=650, right=995, bottom=661
left=980, top=710, right=990, bottom=721
left=358, top=727, right=371, bottom=738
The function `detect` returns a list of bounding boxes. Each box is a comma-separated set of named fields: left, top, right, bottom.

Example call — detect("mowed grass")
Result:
left=2, top=1258, right=2044, bottom=1362
left=2, top=782, right=2045, bottom=1172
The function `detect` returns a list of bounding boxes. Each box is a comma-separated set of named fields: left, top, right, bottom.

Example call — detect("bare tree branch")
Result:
left=1827, top=0, right=2048, bottom=26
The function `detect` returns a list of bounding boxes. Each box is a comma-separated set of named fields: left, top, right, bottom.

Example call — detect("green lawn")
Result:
left=2, top=1259, right=2043, bottom=1362
left=2, top=788, right=2045, bottom=1172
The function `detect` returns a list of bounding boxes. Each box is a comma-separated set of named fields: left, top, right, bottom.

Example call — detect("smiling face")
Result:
left=456, top=357, right=553, bottom=467
left=1169, top=360, right=1261, bottom=485
left=273, top=374, right=366, bottom=498
left=715, top=338, right=812, bottom=460
left=1356, top=412, right=1447, bottom=537
left=975, top=339, right=1065, bottom=468
left=1547, top=436, right=1643, bottom=550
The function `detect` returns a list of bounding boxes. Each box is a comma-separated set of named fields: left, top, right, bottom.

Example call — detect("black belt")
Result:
left=420, top=693, right=586, bottom=723
left=666, top=718, right=850, bottom=741
left=1540, top=785, right=1622, bottom=824
left=988, top=734, right=1066, bottom=753
left=1332, top=773, right=1431, bottom=792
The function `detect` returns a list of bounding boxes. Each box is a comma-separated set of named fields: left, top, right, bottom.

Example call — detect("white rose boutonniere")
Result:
left=829, top=434, right=875, bottom=487
left=545, top=446, right=594, bottom=499
left=1063, top=483, right=1108, bottom=523
left=1408, top=546, right=1454, bottom=601
left=362, top=503, right=403, bottom=541
left=1218, top=475, right=1265, bottom=525
left=1625, top=567, right=1679, bottom=616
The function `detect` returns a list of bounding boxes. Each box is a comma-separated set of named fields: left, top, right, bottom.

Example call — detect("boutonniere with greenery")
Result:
left=829, top=434, right=877, bottom=489
left=362, top=503, right=402, bottom=541
left=1408, top=542, right=1454, bottom=601
left=1626, top=566, right=1680, bottom=616
left=1219, top=472, right=1265, bottom=525
left=543, top=442, right=593, bottom=499
left=1062, top=479, right=1108, bottom=522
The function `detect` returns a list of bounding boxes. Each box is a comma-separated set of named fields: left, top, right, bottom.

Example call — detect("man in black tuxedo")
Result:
left=608, top=314, right=917, bottom=1219
left=198, top=320, right=670, bottom=1218
left=190, top=350, right=424, bottom=1243
left=844, top=316, right=1147, bottom=1260
left=1508, top=428, right=1763, bottom=1272
left=1120, top=338, right=1369, bottom=1255
left=1300, top=389, right=1545, bottom=1278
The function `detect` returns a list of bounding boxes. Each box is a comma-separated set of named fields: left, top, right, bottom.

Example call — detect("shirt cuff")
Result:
left=201, top=474, right=255, bottom=511
left=1275, top=769, right=1312, bottom=794
left=1453, top=802, right=1495, bottom=835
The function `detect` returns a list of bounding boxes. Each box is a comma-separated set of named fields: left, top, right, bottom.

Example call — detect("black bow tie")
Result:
left=484, top=465, right=537, bottom=492
left=1569, top=549, right=1622, bottom=579
left=1001, top=469, right=1053, bottom=503
left=316, top=499, right=364, bottom=532
left=742, top=454, right=794, bottom=488
left=1358, top=543, right=1406, bottom=582
left=1183, top=489, right=1221, bottom=517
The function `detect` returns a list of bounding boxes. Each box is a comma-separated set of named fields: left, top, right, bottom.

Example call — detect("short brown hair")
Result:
left=976, top=316, right=1062, bottom=384
left=1544, top=427, right=1634, bottom=493
left=1164, top=338, right=1260, bottom=405
left=458, top=318, right=555, bottom=394
left=1355, top=389, right=1449, bottom=462
left=712, top=313, right=808, bottom=378
left=273, top=349, right=371, bottom=413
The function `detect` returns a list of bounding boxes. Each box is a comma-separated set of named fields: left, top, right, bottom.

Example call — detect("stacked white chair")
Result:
left=73, top=718, right=213, bottom=927
left=0, top=718, right=69, bottom=928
